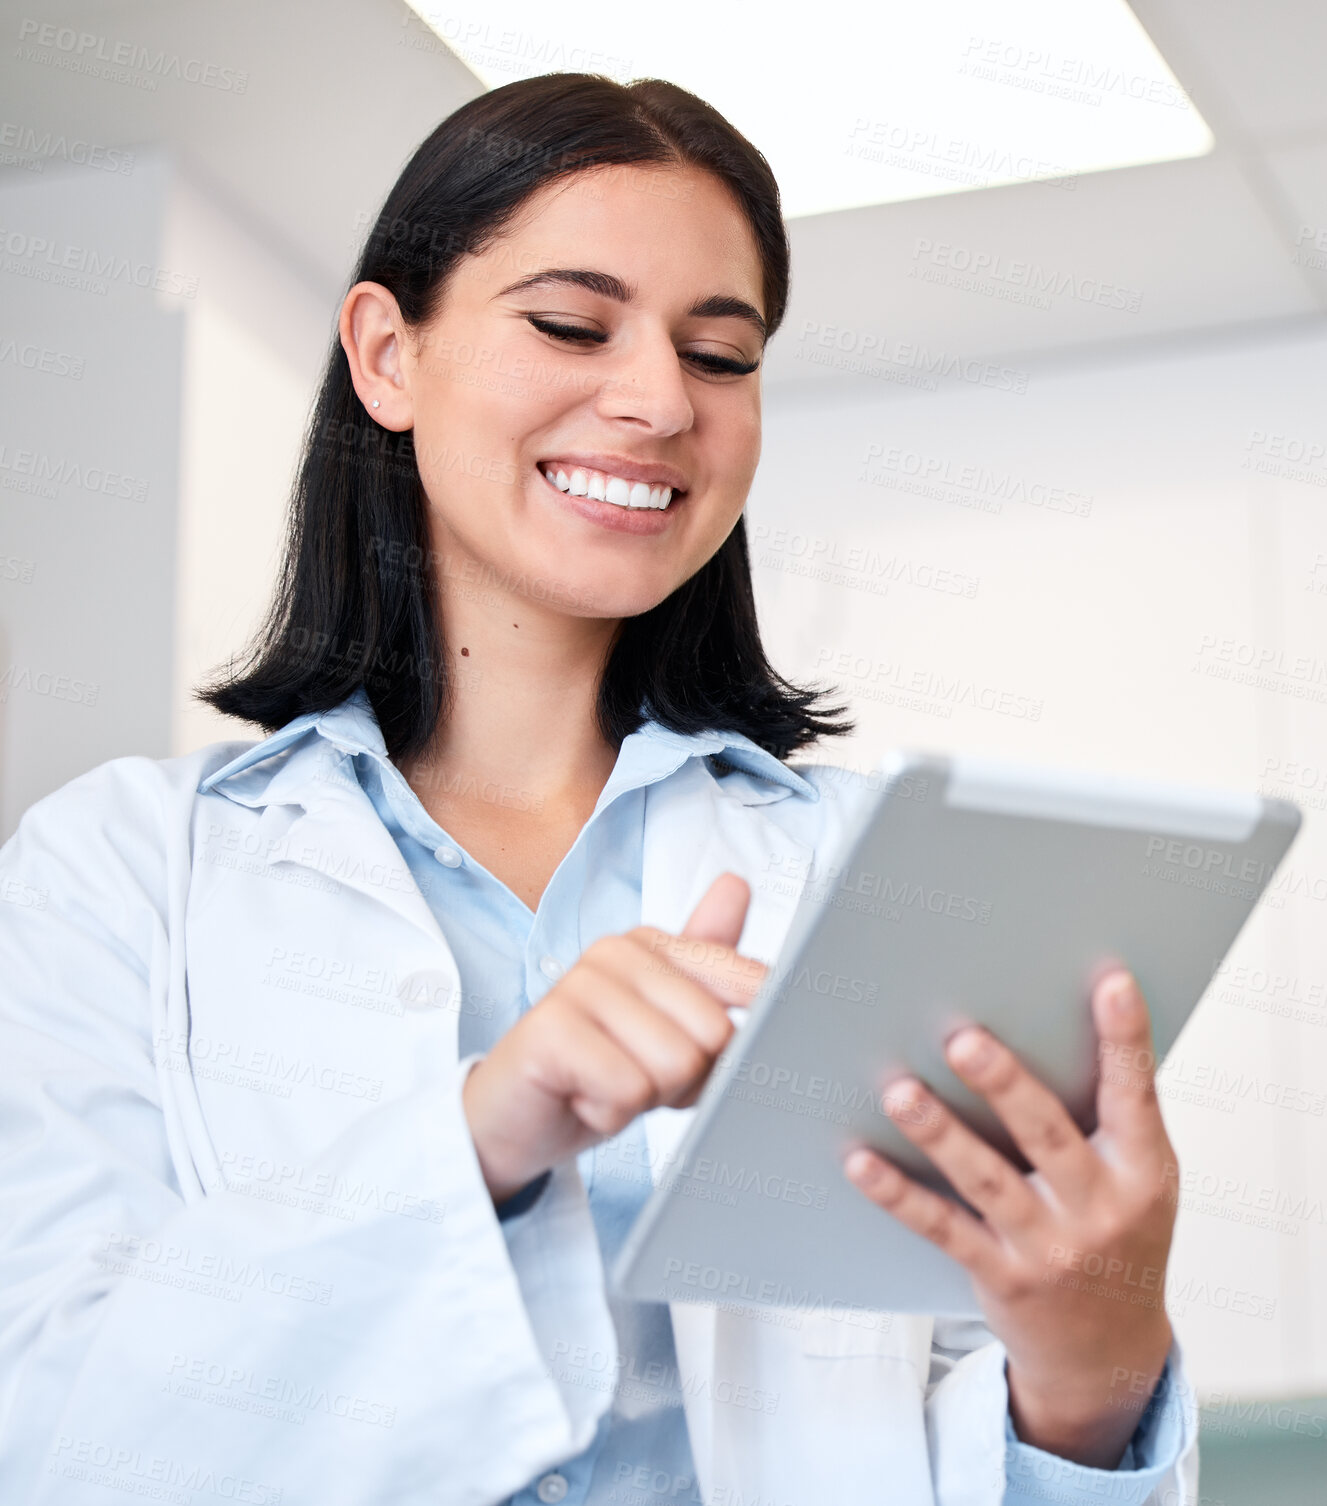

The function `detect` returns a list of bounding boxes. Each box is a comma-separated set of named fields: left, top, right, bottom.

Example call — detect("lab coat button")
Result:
left=434, top=846, right=462, bottom=868
left=538, top=954, right=565, bottom=981
left=535, top=1474, right=569, bottom=1504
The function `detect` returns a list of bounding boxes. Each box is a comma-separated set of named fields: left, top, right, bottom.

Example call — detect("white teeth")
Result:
left=540, top=464, right=675, bottom=509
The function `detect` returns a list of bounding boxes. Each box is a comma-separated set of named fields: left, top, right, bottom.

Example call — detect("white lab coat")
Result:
left=0, top=718, right=1200, bottom=1505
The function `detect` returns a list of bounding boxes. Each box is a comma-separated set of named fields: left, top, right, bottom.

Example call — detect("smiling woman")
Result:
left=0, top=71, right=1198, bottom=1506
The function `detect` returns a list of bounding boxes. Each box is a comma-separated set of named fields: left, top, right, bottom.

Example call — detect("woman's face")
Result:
left=397, top=162, right=768, bottom=619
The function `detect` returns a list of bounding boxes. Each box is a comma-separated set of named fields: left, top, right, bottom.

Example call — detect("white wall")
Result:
left=0, top=148, right=339, bottom=842
left=162, top=168, right=337, bottom=758
left=0, top=152, right=183, bottom=839
left=750, top=323, right=1327, bottom=1396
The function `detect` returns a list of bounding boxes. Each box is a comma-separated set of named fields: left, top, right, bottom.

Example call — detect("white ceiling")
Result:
left=766, top=0, right=1327, bottom=391
left=2, top=0, right=1323, bottom=389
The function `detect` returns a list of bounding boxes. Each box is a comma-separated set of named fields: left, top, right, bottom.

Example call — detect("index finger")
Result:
left=1094, top=969, right=1167, bottom=1153
left=627, top=925, right=768, bottom=1010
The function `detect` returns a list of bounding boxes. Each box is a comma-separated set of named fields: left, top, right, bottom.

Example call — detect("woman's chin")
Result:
left=503, top=559, right=678, bottom=621
left=553, top=580, right=676, bottom=621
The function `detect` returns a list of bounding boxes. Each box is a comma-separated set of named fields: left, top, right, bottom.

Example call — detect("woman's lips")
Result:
left=535, top=464, right=686, bottom=534
left=537, top=453, right=690, bottom=494
left=539, top=462, right=678, bottom=510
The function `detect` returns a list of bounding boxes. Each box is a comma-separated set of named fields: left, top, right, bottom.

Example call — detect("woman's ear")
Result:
left=339, top=281, right=412, bottom=431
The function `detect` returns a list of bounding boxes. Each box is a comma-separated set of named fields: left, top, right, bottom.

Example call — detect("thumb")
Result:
left=681, top=871, right=752, bottom=949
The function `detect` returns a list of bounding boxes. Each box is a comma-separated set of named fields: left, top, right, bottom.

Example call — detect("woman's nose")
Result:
left=594, top=336, right=695, bottom=435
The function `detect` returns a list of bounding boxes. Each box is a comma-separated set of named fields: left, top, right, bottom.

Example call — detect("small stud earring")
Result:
left=371, top=399, right=380, bottom=409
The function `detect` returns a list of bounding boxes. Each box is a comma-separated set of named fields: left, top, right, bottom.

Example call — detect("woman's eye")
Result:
left=686, top=351, right=761, bottom=377
left=525, top=315, right=759, bottom=376
left=526, top=315, right=607, bottom=345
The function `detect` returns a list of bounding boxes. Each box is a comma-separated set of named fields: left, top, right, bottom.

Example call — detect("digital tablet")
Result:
left=609, top=749, right=1302, bottom=1317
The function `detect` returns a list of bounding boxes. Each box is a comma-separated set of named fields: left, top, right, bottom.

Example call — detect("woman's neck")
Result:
left=400, top=578, right=623, bottom=820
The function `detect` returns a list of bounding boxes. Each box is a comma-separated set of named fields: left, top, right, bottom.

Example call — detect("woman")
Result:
left=0, top=74, right=1195, bottom=1505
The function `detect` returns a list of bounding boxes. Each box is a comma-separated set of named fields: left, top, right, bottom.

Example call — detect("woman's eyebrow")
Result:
left=494, top=267, right=767, bottom=342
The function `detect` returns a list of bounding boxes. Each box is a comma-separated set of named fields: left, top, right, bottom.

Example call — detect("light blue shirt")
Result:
left=338, top=700, right=1184, bottom=1506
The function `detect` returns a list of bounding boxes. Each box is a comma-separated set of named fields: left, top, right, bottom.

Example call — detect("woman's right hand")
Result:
left=461, top=872, right=768, bottom=1205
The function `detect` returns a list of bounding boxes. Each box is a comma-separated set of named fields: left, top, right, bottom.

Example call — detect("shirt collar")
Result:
left=198, top=685, right=817, bottom=804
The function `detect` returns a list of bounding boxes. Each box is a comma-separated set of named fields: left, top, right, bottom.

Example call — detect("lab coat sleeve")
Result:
left=923, top=1317, right=1200, bottom=1505
left=0, top=760, right=619, bottom=1506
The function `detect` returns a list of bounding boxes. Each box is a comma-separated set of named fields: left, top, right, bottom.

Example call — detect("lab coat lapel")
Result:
left=200, top=699, right=450, bottom=958
left=187, top=737, right=467, bottom=1184
left=638, top=757, right=814, bottom=1502
left=251, top=742, right=448, bottom=952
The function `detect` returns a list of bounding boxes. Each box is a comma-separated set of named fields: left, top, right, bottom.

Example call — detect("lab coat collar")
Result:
left=193, top=686, right=820, bottom=964
left=197, top=685, right=819, bottom=808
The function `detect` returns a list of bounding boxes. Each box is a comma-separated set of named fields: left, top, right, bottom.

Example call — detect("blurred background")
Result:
left=1, top=1, right=1324, bottom=1498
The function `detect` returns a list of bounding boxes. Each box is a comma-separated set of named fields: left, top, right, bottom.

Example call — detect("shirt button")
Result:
left=535, top=1475, right=569, bottom=1504
left=434, top=846, right=462, bottom=868
left=539, top=954, right=565, bottom=981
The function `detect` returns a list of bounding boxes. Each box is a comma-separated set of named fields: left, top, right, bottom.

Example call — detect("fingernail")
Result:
left=883, top=1077, right=924, bottom=1115
left=1107, top=973, right=1137, bottom=1015
left=948, top=1026, right=994, bottom=1071
left=846, top=1149, right=899, bottom=1192
left=845, top=1149, right=876, bottom=1180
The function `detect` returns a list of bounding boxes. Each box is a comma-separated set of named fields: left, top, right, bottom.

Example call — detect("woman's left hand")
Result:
left=843, top=968, right=1178, bottom=1469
